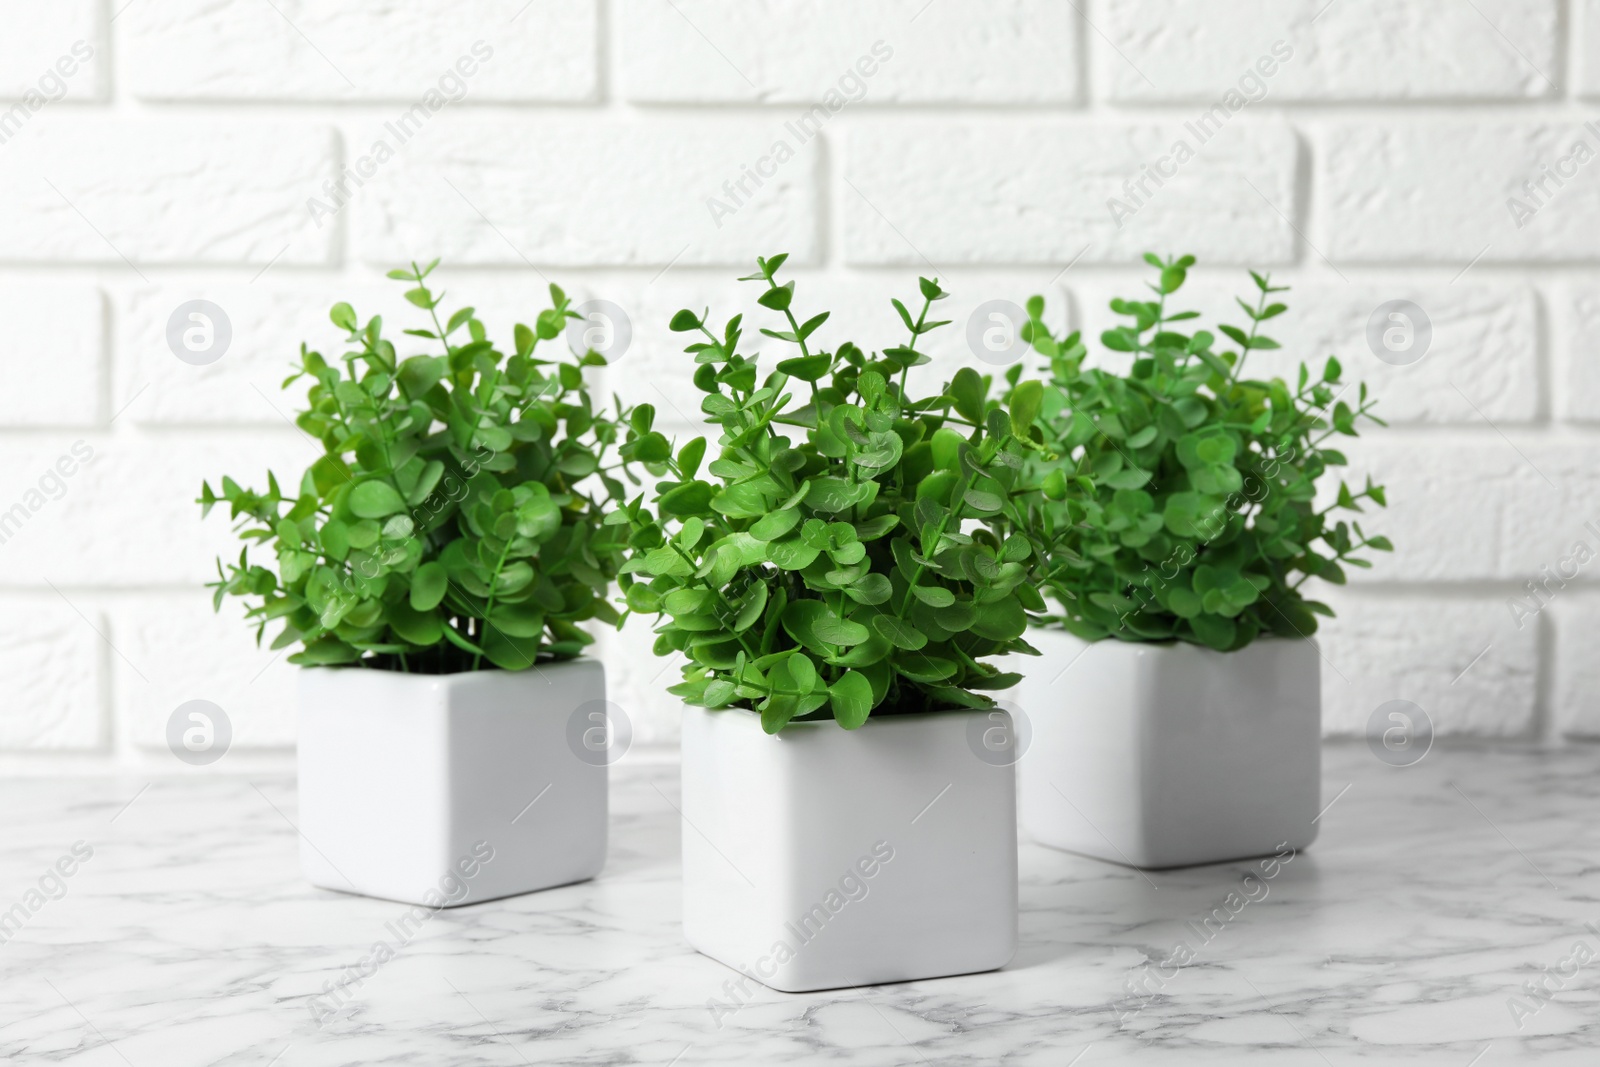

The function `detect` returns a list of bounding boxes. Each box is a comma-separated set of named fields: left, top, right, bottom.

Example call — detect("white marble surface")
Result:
left=3, top=744, right=1599, bottom=1065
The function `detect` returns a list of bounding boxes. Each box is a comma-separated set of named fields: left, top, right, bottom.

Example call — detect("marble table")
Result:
left=3, top=744, right=1598, bottom=1065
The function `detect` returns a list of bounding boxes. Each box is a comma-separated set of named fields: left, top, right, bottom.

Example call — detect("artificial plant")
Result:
left=1013, top=253, right=1391, bottom=651
left=610, top=254, right=1049, bottom=732
left=199, top=261, right=648, bottom=672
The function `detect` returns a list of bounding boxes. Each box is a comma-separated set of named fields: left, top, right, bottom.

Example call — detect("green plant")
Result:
left=609, top=254, right=1050, bottom=732
left=1013, top=253, right=1391, bottom=650
left=199, top=261, right=647, bottom=672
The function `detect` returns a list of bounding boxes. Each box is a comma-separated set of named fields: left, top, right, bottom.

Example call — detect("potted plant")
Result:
left=1008, top=254, right=1392, bottom=869
left=199, top=261, right=646, bottom=906
left=610, top=255, right=1044, bottom=991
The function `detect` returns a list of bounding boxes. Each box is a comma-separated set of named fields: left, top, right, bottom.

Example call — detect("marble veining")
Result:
left=3, top=745, right=1599, bottom=1064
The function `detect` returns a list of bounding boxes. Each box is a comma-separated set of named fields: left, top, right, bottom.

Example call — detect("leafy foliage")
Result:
left=1012, top=253, right=1392, bottom=651
left=611, top=254, right=1049, bottom=733
left=199, top=261, right=647, bottom=672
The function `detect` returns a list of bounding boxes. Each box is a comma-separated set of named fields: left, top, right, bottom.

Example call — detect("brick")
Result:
left=0, top=0, right=102, bottom=102
left=112, top=594, right=296, bottom=754
left=1071, top=277, right=1541, bottom=424
left=0, top=433, right=309, bottom=587
left=1336, top=438, right=1600, bottom=582
left=1552, top=594, right=1600, bottom=737
left=356, top=118, right=819, bottom=268
left=843, top=121, right=1299, bottom=267
left=618, top=0, right=1076, bottom=103
left=0, top=285, right=104, bottom=426
left=1318, top=590, right=1537, bottom=739
left=0, top=119, right=338, bottom=266
left=1319, top=121, right=1600, bottom=264
left=123, top=0, right=597, bottom=102
left=0, top=600, right=104, bottom=750
left=1099, top=0, right=1559, bottom=102
left=1585, top=0, right=1600, bottom=99
left=1559, top=284, right=1600, bottom=422
left=115, top=284, right=367, bottom=426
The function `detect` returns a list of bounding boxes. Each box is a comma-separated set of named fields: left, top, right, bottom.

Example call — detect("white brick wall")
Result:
left=1318, top=121, right=1600, bottom=262
left=1098, top=0, right=1561, bottom=101
left=0, top=0, right=103, bottom=102
left=1, top=0, right=1595, bottom=773
left=121, top=1, right=599, bottom=102
left=0, top=119, right=339, bottom=264
left=356, top=118, right=821, bottom=266
left=842, top=121, right=1300, bottom=265
left=616, top=0, right=1080, bottom=104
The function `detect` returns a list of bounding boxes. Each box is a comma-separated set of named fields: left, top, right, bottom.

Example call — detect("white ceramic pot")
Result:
left=680, top=706, right=1017, bottom=993
left=297, top=660, right=611, bottom=906
left=1010, top=629, right=1320, bottom=869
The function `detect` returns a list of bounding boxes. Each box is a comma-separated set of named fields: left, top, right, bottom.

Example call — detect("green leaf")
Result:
left=1126, top=425, right=1158, bottom=448
left=788, top=651, right=818, bottom=692
left=410, top=561, right=449, bottom=611
left=677, top=437, right=707, bottom=480
left=782, top=600, right=868, bottom=649
left=762, top=697, right=798, bottom=734
left=350, top=481, right=406, bottom=518
left=703, top=679, right=737, bottom=708
left=734, top=583, right=769, bottom=631
left=843, top=573, right=893, bottom=605
left=950, top=367, right=986, bottom=424
left=829, top=671, right=874, bottom=729
left=1103, top=468, right=1152, bottom=490
left=1167, top=587, right=1203, bottom=618
left=488, top=602, right=546, bottom=638
left=387, top=601, right=443, bottom=646
left=776, top=354, right=833, bottom=381
left=482, top=626, right=541, bottom=670
left=815, top=614, right=870, bottom=646
left=291, top=638, right=362, bottom=666
left=659, top=481, right=714, bottom=518
left=750, top=508, right=801, bottom=542
left=899, top=656, right=957, bottom=683
left=1190, top=613, right=1237, bottom=650
left=769, top=538, right=821, bottom=570
left=963, top=487, right=1004, bottom=514
left=514, top=323, right=535, bottom=356
left=854, top=515, right=900, bottom=541
left=515, top=484, right=561, bottom=541
left=1009, top=379, right=1043, bottom=438
left=872, top=615, right=927, bottom=650
left=446, top=306, right=476, bottom=334
left=970, top=598, right=1026, bottom=641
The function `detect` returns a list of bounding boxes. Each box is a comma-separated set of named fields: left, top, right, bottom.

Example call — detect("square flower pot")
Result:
left=1010, top=629, right=1320, bottom=869
left=680, top=706, right=1017, bottom=993
left=297, top=660, right=610, bottom=906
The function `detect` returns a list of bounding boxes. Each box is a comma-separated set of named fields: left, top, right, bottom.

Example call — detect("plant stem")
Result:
left=472, top=535, right=515, bottom=671
left=900, top=296, right=930, bottom=397
left=1230, top=284, right=1270, bottom=384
